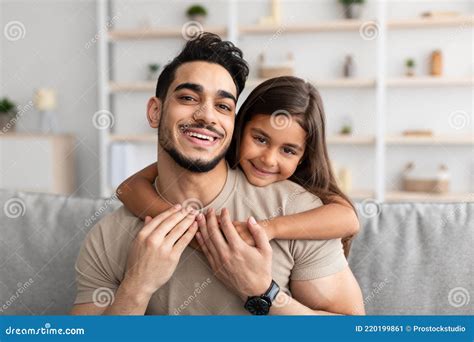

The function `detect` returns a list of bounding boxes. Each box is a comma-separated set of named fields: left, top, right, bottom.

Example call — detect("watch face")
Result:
left=245, top=297, right=271, bottom=315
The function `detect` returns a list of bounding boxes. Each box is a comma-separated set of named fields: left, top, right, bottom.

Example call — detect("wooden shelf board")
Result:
left=388, top=16, right=474, bottom=29
left=109, top=26, right=227, bottom=40
left=109, top=81, right=155, bottom=93
left=386, top=191, right=474, bottom=202
left=239, top=19, right=367, bottom=34
left=387, top=77, right=474, bottom=87
left=386, top=135, right=474, bottom=145
left=110, top=134, right=156, bottom=143
left=247, top=78, right=375, bottom=89
left=327, top=135, right=375, bottom=144
left=348, top=190, right=375, bottom=199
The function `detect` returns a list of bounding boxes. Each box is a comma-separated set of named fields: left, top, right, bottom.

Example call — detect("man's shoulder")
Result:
left=85, top=205, right=142, bottom=243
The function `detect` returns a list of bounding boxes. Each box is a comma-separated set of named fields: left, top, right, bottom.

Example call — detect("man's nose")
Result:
left=193, top=103, right=217, bottom=125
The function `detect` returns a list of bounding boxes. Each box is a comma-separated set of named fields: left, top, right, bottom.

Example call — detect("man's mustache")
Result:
left=178, top=122, right=224, bottom=139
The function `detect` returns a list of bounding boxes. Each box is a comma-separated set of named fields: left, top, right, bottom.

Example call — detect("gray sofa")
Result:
left=0, top=189, right=472, bottom=315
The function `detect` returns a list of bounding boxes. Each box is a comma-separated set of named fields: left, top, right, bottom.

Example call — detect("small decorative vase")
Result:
left=343, top=4, right=363, bottom=19
left=0, top=112, right=16, bottom=133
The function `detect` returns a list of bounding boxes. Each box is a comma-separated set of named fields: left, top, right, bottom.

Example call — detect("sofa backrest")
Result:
left=0, top=189, right=472, bottom=315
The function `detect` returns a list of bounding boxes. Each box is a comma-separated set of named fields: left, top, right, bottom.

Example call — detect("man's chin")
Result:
left=163, top=145, right=226, bottom=173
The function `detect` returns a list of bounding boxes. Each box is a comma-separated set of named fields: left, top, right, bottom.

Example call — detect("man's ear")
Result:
left=147, top=97, right=162, bottom=128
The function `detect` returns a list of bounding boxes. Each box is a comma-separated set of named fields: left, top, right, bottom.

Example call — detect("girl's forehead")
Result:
left=246, top=114, right=307, bottom=145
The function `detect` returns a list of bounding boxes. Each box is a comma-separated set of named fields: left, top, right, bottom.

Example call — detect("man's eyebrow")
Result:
left=174, top=83, right=236, bottom=104
left=217, top=90, right=237, bottom=104
left=174, top=83, right=203, bottom=93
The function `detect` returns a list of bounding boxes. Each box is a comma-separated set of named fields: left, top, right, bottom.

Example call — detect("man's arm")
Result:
left=268, top=266, right=365, bottom=315
left=70, top=206, right=198, bottom=315
left=196, top=209, right=364, bottom=315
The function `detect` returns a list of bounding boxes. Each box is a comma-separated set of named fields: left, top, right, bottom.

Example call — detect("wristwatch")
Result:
left=244, top=280, right=280, bottom=315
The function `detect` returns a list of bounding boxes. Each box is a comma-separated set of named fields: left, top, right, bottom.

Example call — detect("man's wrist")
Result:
left=120, top=276, right=155, bottom=305
left=239, top=277, right=273, bottom=301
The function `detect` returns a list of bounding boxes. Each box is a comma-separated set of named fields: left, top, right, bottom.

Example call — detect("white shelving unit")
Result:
left=96, top=0, right=473, bottom=201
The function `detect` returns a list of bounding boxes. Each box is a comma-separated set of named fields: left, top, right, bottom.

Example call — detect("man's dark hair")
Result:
left=155, top=32, right=249, bottom=101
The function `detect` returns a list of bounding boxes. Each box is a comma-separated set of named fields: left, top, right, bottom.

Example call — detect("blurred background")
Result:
left=0, top=0, right=472, bottom=202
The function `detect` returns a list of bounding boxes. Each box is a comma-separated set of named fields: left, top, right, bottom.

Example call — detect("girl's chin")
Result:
left=245, top=173, right=273, bottom=187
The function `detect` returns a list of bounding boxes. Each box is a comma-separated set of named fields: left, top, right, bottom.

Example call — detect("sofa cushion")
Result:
left=0, top=189, right=472, bottom=315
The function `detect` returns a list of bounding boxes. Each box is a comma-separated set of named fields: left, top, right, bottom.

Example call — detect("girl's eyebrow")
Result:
left=251, top=128, right=303, bottom=152
left=284, top=143, right=303, bottom=152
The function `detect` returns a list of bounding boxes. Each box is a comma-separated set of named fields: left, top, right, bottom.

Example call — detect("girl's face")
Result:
left=239, top=114, right=307, bottom=187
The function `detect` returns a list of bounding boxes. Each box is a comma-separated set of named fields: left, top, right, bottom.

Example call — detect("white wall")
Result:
left=1, top=0, right=473, bottom=197
left=1, top=0, right=100, bottom=197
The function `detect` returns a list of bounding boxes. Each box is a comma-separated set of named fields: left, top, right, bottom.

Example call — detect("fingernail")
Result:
left=249, top=216, right=257, bottom=225
left=197, top=213, right=203, bottom=220
left=174, top=204, right=182, bottom=210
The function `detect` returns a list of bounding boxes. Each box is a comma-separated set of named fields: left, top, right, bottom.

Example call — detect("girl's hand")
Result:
left=231, top=221, right=256, bottom=246
left=232, top=219, right=275, bottom=245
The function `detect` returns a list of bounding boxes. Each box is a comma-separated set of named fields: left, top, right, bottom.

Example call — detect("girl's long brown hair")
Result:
left=226, top=76, right=356, bottom=214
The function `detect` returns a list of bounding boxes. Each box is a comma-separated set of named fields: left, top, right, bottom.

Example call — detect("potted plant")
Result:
left=186, top=4, right=207, bottom=23
left=0, top=97, right=17, bottom=133
left=339, top=116, right=353, bottom=135
left=147, top=63, right=161, bottom=81
left=405, top=58, right=415, bottom=77
left=339, top=0, right=365, bottom=19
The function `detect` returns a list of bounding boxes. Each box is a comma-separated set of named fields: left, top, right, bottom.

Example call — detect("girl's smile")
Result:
left=239, top=114, right=306, bottom=187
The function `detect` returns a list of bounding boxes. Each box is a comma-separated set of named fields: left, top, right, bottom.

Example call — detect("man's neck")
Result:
left=155, top=147, right=228, bottom=208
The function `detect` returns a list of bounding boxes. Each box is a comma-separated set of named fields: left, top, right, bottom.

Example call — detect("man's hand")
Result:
left=231, top=220, right=256, bottom=246
left=195, top=208, right=273, bottom=301
left=123, top=204, right=198, bottom=298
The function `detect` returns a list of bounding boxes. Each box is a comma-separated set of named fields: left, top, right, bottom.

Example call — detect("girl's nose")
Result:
left=261, top=149, right=277, bottom=167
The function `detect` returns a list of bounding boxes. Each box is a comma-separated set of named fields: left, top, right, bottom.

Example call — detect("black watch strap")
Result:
left=264, top=280, right=280, bottom=302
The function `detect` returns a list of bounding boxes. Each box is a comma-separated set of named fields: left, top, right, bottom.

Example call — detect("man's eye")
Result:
left=180, top=96, right=195, bottom=102
left=218, top=104, right=231, bottom=111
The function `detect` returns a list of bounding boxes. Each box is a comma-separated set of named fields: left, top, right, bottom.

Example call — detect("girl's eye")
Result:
left=283, top=147, right=296, bottom=155
left=253, top=136, right=267, bottom=144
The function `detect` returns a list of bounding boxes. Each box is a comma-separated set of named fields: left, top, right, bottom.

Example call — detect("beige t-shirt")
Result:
left=74, top=165, right=347, bottom=315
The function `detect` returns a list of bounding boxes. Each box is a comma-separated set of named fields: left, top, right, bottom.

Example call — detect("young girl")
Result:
left=117, top=76, right=359, bottom=257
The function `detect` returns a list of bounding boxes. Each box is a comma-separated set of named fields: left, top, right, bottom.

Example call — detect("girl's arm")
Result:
left=263, top=196, right=359, bottom=241
left=116, top=162, right=171, bottom=220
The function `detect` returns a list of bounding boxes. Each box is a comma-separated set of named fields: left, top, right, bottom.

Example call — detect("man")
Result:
left=71, top=33, right=364, bottom=315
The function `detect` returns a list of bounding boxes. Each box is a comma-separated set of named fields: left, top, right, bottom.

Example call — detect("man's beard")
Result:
left=158, top=121, right=229, bottom=173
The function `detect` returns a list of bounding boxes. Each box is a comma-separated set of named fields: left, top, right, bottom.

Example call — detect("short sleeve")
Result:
left=289, top=239, right=348, bottom=280
left=74, top=222, right=120, bottom=304
left=284, top=185, right=348, bottom=281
